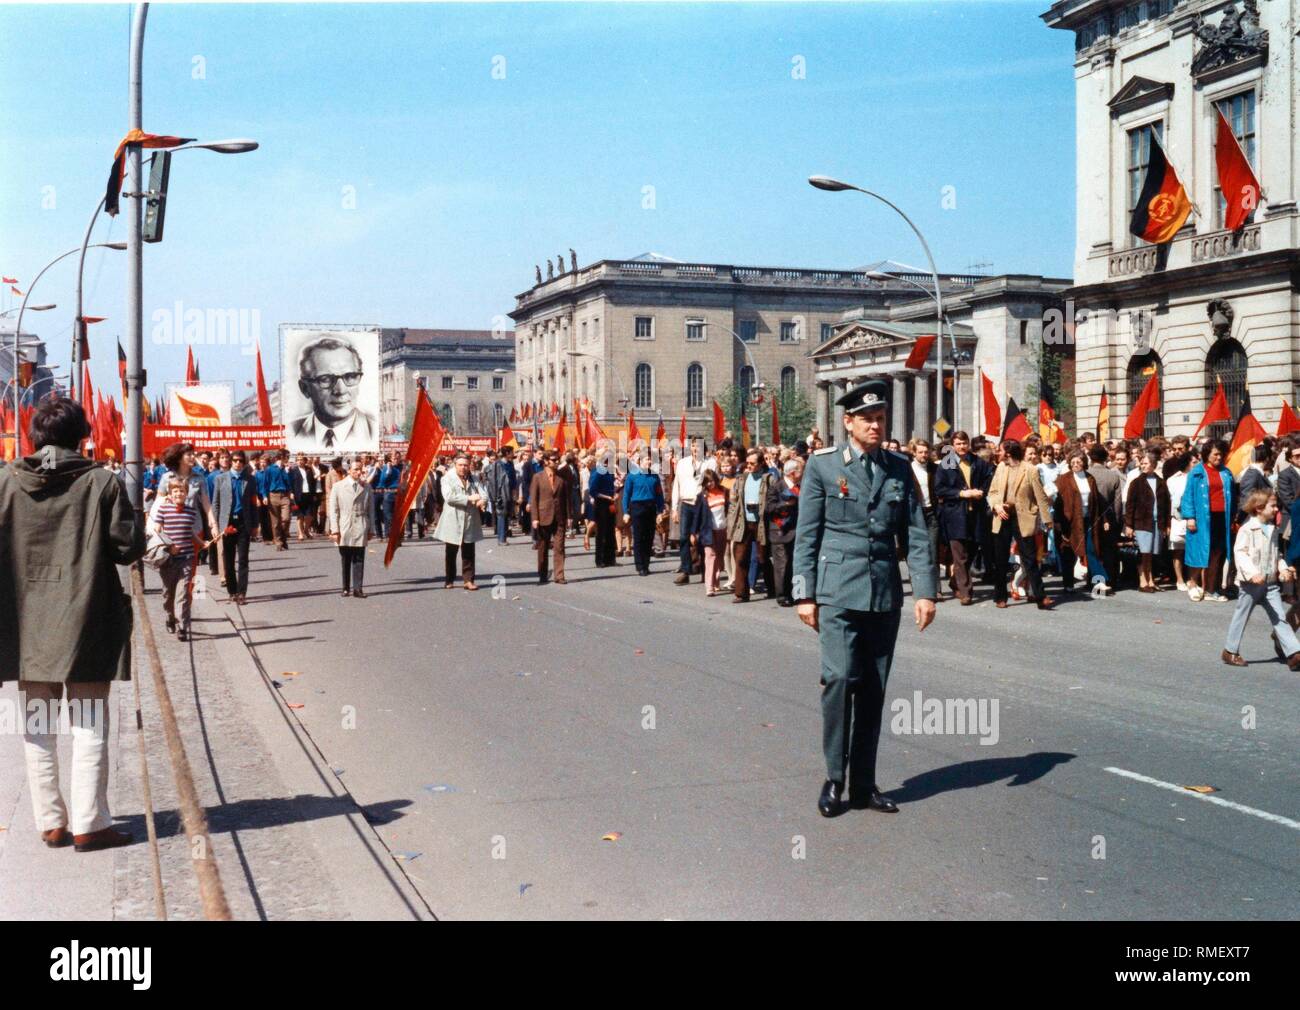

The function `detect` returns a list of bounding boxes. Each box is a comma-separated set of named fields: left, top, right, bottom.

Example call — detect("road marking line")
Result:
left=535, top=598, right=624, bottom=623
left=1104, top=767, right=1300, bottom=832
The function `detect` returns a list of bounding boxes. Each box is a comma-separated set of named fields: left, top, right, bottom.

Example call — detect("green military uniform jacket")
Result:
left=792, top=443, right=937, bottom=611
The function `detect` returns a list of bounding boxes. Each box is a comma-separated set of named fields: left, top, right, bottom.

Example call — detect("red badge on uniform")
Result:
left=837, top=477, right=849, bottom=498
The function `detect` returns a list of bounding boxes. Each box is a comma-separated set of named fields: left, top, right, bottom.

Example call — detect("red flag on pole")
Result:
left=554, top=405, right=567, bottom=454
left=254, top=342, right=273, bottom=425
left=740, top=411, right=751, bottom=449
left=1226, top=390, right=1267, bottom=475
left=1216, top=108, right=1261, bottom=233
left=626, top=410, right=641, bottom=446
left=678, top=413, right=687, bottom=448
left=104, top=129, right=195, bottom=217
left=385, top=386, right=446, bottom=567
left=980, top=368, right=1001, bottom=438
left=1001, top=397, right=1031, bottom=441
left=185, top=347, right=198, bottom=386
left=1278, top=396, right=1300, bottom=437
left=117, top=340, right=128, bottom=404
left=903, top=334, right=937, bottom=370
left=1123, top=370, right=1160, bottom=439
left=771, top=393, right=781, bottom=444
left=712, top=400, right=725, bottom=445
left=654, top=412, right=666, bottom=449
left=1193, top=379, right=1231, bottom=438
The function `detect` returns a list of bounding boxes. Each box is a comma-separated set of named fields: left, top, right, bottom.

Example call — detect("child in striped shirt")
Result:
left=151, top=481, right=203, bottom=640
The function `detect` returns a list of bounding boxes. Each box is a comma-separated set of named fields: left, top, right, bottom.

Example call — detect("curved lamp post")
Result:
left=700, top=321, right=765, bottom=443
left=810, top=175, right=947, bottom=438
left=12, top=243, right=125, bottom=446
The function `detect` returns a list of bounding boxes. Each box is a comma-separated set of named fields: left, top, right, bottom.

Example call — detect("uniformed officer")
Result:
left=792, top=378, right=937, bottom=818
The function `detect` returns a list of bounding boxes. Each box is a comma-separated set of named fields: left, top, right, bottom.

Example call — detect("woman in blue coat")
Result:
left=1180, top=439, right=1234, bottom=602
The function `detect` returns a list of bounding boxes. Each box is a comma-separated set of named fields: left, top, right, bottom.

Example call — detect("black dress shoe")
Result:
left=777, top=597, right=795, bottom=607
left=352, top=590, right=367, bottom=599
left=341, top=589, right=351, bottom=597
left=818, top=779, right=846, bottom=817
left=861, top=788, right=899, bottom=813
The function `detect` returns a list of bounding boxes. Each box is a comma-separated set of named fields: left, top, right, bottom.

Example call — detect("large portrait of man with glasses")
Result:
left=282, top=327, right=380, bottom=453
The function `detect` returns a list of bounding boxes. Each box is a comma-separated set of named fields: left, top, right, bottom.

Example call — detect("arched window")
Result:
left=1125, top=351, right=1162, bottom=439
left=780, top=366, right=797, bottom=394
left=635, top=363, right=653, bottom=409
left=686, top=362, right=705, bottom=409
left=493, top=403, right=505, bottom=429
left=440, top=403, right=455, bottom=431
left=467, top=402, right=480, bottom=432
left=738, top=365, right=755, bottom=409
left=1206, top=339, right=1247, bottom=442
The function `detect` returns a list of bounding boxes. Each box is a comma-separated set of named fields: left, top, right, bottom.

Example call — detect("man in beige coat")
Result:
left=328, top=460, right=374, bottom=598
left=987, top=438, right=1055, bottom=609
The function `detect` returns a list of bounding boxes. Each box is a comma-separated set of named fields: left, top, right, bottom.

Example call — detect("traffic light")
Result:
left=143, top=150, right=171, bottom=243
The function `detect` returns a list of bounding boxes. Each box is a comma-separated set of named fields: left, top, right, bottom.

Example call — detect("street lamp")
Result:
left=1, top=304, right=56, bottom=317
left=700, top=321, right=764, bottom=444
left=865, top=269, right=963, bottom=432
left=810, top=175, right=946, bottom=438
left=565, top=349, right=629, bottom=412
left=11, top=243, right=125, bottom=448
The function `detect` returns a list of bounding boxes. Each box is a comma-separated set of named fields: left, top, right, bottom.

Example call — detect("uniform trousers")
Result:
left=19, top=680, right=113, bottom=835
left=819, top=606, right=901, bottom=788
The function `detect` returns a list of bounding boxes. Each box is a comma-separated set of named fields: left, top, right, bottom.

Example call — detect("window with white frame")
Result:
left=467, top=403, right=480, bottom=431
left=635, top=363, right=653, bottom=408
left=634, top=316, right=654, bottom=340
left=686, top=363, right=705, bottom=409
left=821, top=323, right=834, bottom=342
left=1214, top=91, right=1257, bottom=228
left=492, top=376, right=504, bottom=391
left=780, top=321, right=799, bottom=343
left=467, top=375, right=479, bottom=391
left=441, top=375, right=453, bottom=390
left=1127, top=120, right=1164, bottom=246
left=493, top=403, right=505, bottom=428
left=739, top=320, right=758, bottom=343
left=686, top=318, right=705, bottom=342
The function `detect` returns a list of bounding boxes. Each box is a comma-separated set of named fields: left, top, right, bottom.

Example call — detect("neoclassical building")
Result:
left=509, top=253, right=995, bottom=440
left=378, top=328, right=515, bottom=436
left=1043, top=0, right=1300, bottom=439
left=810, top=275, right=1072, bottom=441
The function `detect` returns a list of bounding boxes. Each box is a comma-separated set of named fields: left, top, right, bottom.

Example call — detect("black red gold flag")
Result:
left=104, top=130, right=194, bottom=217
left=1129, top=133, right=1192, bottom=244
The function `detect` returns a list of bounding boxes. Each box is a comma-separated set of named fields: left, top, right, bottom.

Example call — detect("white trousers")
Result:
left=19, top=681, right=113, bottom=835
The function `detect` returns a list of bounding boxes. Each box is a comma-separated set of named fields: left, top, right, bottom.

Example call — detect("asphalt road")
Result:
left=220, top=530, right=1300, bottom=920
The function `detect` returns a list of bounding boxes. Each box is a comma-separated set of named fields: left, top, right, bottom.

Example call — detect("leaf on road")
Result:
left=281, top=671, right=302, bottom=678
left=286, top=702, right=305, bottom=710
left=519, top=883, right=533, bottom=896
left=1183, top=784, right=1218, bottom=794
left=393, top=850, right=422, bottom=862
left=601, top=831, right=622, bottom=842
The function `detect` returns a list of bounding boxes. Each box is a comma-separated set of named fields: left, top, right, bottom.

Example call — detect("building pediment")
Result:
left=1191, top=0, right=1268, bottom=83
left=813, top=323, right=907, bottom=358
left=1107, top=76, right=1173, bottom=117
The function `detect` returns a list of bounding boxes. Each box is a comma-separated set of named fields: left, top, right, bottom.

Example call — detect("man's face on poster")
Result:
left=300, top=344, right=362, bottom=427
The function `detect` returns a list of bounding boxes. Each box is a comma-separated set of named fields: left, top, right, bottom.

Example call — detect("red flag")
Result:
left=712, top=400, right=725, bottom=444
left=254, top=342, right=273, bottom=425
left=554, top=405, right=567, bottom=454
left=740, top=411, right=751, bottom=449
left=509, top=406, right=518, bottom=424
left=771, top=394, right=781, bottom=445
left=903, top=334, right=937, bottom=370
left=1216, top=108, right=1261, bottom=232
left=1278, top=397, right=1300, bottom=437
left=1001, top=397, right=1031, bottom=441
left=980, top=369, right=1001, bottom=437
left=678, top=412, right=687, bottom=448
left=654, top=412, right=666, bottom=448
left=1, top=276, right=16, bottom=284
left=1097, top=385, right=1110, bottom=439
left=583, top=409, right=606, bottom=449
left=1123, top=370, right=1160, bottom=439
left=573, top=401, right=586, bottom=450
left=185, top=347, right=198, bottom=386
left=175, top=392, right=221, bottom=426
left=104, top=129, right=195, bottom=217
left=627, top=410, right=641, bottom=446
left=1193, top=379, right=1231, bottom=438
left=1226, top=390, right=1267, bottom=476
left=18, top=406, right=34, bottom=458
left=385, top=386, right=446, bottom=567
left=81, top=363, right=95, bottom=423
left=9, top=286, right=21, bottom=297
left=117, top=340, right=128, bottom=404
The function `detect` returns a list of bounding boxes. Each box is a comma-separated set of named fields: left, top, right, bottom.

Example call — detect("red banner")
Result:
left=444, top=435, right=497, bottom=455
left=143, top=424, right=285, bottom=455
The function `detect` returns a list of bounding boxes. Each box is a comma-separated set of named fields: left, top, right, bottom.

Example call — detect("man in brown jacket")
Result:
left=987, top=438, right=1055, bottom=610
left=0, top=398, right=145, bottom=852
left=528, top=450, right=571, bottom=584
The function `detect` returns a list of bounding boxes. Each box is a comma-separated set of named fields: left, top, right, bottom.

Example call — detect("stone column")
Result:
left=914, top=370, right=932, bottom=441
left=833, top=378, right=848, bottom=442
left=891, top=373, right=909, bottom=443
left=816, top=382, right=830, bottom=441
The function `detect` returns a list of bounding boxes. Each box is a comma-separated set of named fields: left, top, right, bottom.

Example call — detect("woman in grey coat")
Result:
left=0, top=399, right=145, bottom=852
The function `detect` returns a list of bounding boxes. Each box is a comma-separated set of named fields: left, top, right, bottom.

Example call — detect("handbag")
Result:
left=143, top=529, right=175, bottom=571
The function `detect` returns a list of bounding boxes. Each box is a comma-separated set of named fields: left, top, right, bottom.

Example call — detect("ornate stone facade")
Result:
left=378, top=328, right=515, bottom=437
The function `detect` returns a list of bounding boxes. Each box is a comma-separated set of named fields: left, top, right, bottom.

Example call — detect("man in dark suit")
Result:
left=1087, top=444, right=1122, bottom=592
left=528, top=450, right=571, bottom=584
left=934, top=431, right=993, bottom=604
left=767, top=457, right=802, bottom=606
left=290, top=453, right=320, bottom=540
left=211, top=451, right=260, bottom=604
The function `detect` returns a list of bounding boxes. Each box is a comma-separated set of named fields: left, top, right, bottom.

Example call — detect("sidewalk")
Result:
left=0, top=564, right=433, bottom=921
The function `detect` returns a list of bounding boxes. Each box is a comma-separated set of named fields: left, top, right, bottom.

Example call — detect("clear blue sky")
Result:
left=0, top=1, right=1076, bottom=402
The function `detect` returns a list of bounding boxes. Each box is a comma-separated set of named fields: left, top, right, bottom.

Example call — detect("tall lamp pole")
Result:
left=702, top=322, right=764, bottom=445
left=810, top=176, right=946, bottom=438
left=123, top=2, right=148, bottom=507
